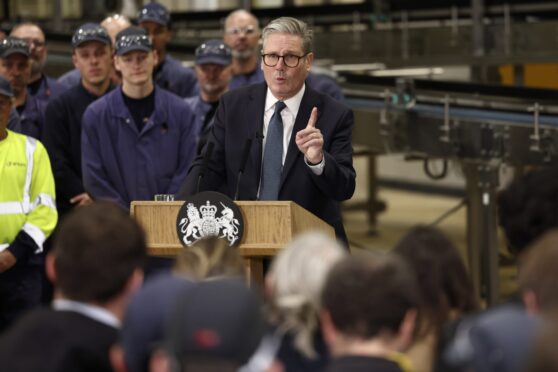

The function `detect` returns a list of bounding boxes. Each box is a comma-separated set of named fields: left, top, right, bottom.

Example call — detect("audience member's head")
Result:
left=111, top=274, right=195, bottom=372
left=47, top=202, right=146, bottom=313
left=393, top=226, right=478, bottom=336
left=498, top=166, right=558, bottom=257
left=519, top=230, right=558, bottom=315
left=71, top=23, right=113, bottom=90
left=101, top=14, right=132, bottom=43
left=173, top=237, right=244, bottom=280
left=114, top=27, right=157, bottom=88
left=0, top=36, right=31, bottom=100
left=137, top=2, right=171, bottom=63
left=10, top=23, right=47, bottom=83
left=266, top=232, right=346, bottom=359
left=321, top=254, right=420, bottom=357
left=223, top=9, right=260, bottom=62
left=194, top=39, right=233, bottom=103
left=156, top=278, right=265, bottom=372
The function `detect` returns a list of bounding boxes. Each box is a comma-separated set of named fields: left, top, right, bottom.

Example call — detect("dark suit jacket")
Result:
left=177, top=83, right=355, bottom=242
left=0, top=307, right=118, bottom=372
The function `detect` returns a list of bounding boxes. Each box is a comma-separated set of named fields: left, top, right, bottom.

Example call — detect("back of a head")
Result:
left=163, top=278, right=264, bottom=370
left=498, top=166, right=558, bottom=256
left=173, top=237, right=244, bottom=280
left=322, top=254, right=419, bottom=340
left=519, top=230, right=558, bottom=314
left=267, top=232, right=346, bottom=357
left=53, top=202, right=146, bottom=303
left=393, top=225, right=478, bottom=332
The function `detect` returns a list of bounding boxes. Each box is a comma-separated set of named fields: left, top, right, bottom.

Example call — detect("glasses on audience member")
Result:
left=261, top=53, right=308, bottom=68
left=72, top=27, right=110, bottom=45
left=225, top=26, right=256, bottom=36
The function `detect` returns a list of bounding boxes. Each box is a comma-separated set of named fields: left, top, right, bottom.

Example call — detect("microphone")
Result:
left=234, top=138, right=253, bottom=200
left=196, top=142, right=214, bottom=194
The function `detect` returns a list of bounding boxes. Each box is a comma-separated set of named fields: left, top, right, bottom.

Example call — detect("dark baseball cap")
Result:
left=195, top=39, right=232, bottom=66
left=163, top=278, right=265, bottom=365
left=0, top=76, right=13, bottom=97
left=121, top=274, right=195, bottom=372
left=137, top=2, right=170, bottom=26
left=115, top=27, right=153, bottom=56
left=0, top=37, right=29, bottom=58
left=72, top=23, right=111, bottom=48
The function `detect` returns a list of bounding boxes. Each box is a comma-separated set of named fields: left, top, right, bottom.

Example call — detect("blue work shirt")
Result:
left=9, top=95, right=46, bottom=140
left=184, top=95, right=216, bottom=153
left=81, top=86, right=197, bottom=209
left=229, top=61, right=344, bottom=101
left=29, top=74, right=66, bottom=106
left=57, top=68, right=81, bottom=89
left=154, top=55, right=199, bottom=98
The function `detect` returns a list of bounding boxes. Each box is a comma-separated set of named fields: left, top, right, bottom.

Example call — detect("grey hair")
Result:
left=267, top=231, right=346, bottom=358
left=262, top=17, right=313, bottom=54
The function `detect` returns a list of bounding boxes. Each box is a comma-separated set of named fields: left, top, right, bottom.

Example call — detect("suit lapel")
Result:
left=280, top=87, right=322, bottom=189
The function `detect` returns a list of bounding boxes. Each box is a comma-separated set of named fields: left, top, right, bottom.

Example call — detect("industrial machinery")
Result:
left=342, top=73, right=558, bottom=304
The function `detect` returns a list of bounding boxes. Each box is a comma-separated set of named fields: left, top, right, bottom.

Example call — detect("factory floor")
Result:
left=343, top=187, right=518, bottom=304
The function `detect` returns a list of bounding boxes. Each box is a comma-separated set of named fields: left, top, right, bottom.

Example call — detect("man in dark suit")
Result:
left=177, top=17, right=355, bottom=243
left=0, top=202, right=146, bottom=372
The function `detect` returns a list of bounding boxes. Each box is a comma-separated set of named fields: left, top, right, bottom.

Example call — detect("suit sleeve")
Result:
left=166, top=104, right=198, bottom=194
left=43, top=98, right=85, bottom=204
left=81, top=107, right=127, bottom=207
left=308, top=107, right=356, bottom=201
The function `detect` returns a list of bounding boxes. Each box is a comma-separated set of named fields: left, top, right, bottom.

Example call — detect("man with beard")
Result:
left=10, top=23, right=65, bottom=105
left=0, top=37, right=45, bottom=139
left=224, top=10, right=344, bottom=101
left=185, top=39, right=233, bottom=154
left=43, top=23, right=114, bottom=218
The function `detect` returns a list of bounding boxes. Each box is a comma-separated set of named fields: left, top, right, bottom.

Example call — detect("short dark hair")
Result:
left=322, top=254, right=419, bottom=339
left=393, top=226, right=478, bottom=337
left=53, top=202, right=146, bottom=303
left=498, top=166, right=558, bottom=255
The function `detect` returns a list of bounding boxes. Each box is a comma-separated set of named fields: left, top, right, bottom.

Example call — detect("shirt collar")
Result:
left=264, top=84, right=306, bottom=114
left=52, top=299, right=121, bottom=329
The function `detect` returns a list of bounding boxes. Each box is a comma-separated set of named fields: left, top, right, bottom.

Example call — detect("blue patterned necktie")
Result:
left=260, top=101, right=287, bottom=200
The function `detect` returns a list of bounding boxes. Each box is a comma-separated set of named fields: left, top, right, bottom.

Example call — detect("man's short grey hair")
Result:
left=262, top=17, right=313, bottom=54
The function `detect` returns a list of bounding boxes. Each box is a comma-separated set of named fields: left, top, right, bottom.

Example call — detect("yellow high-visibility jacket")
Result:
left=0, top=129, right=57, bottom=262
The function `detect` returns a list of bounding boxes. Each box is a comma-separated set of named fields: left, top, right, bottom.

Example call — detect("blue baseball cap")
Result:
left=72, top=23, right=111, bottom=48
left=0, top=76, right=13, bottom=97
left=115, top=27, right=153, bottom=56
left=0, top=37, right=30, bottom=58
left=195, top=39, right=232, bottom=66
left=137, top=2, right=170, bottom=26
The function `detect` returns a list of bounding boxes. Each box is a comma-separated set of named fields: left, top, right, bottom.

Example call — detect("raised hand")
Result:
left=295, top=107, right=323, bottom=164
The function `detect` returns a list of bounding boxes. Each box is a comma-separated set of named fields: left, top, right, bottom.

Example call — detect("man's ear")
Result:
left=72, top=52, right=79, bottom=69
left=114, top=55, right=122, bottom=72
left=45, top=252, right=57, bottom=285
left=523, top=289, right=540, bottom=315
left=397, top=308, right=417, bottom=351
left=320, top=309, right=337, bottom=347
left=149, top=348, right=172, bottom=372
left=109, top=344, right=128, bottom=372
left=152, top=50, right=159, bottom=67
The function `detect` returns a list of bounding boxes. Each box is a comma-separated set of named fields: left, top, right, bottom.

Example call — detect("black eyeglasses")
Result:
left=72, top=28, right=110, bottom=45
left=116, top=35, right=151, bottom=50
left=225, top=25, right=257, bottom=36
left=195, top=43, right=231, bottom=58
left=261, top=53, right=308, bottom=68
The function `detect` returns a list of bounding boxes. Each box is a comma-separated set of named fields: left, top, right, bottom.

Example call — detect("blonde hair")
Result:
left=267, top=232, right=346, bottom=358
left=174, top=237, right=244, bottom=280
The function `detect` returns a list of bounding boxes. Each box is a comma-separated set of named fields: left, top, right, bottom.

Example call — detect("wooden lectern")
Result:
left=130, top=201, right=335, bottom=285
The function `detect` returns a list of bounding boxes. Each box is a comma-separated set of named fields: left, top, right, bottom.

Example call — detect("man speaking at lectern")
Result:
left=177, top=17, right=355, bottom=244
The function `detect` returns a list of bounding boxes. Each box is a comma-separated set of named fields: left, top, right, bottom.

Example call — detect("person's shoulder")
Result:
left=165, top=55, right=195, bottom=75
left=222, top=82, right=265, bottom=103
left=157, top=87, right=189, bottom=108
left=48, top=83, right=82, bottom=107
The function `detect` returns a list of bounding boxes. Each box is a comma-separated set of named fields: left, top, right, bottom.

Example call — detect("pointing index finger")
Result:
left=307, top=107, right=318, bottom=128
